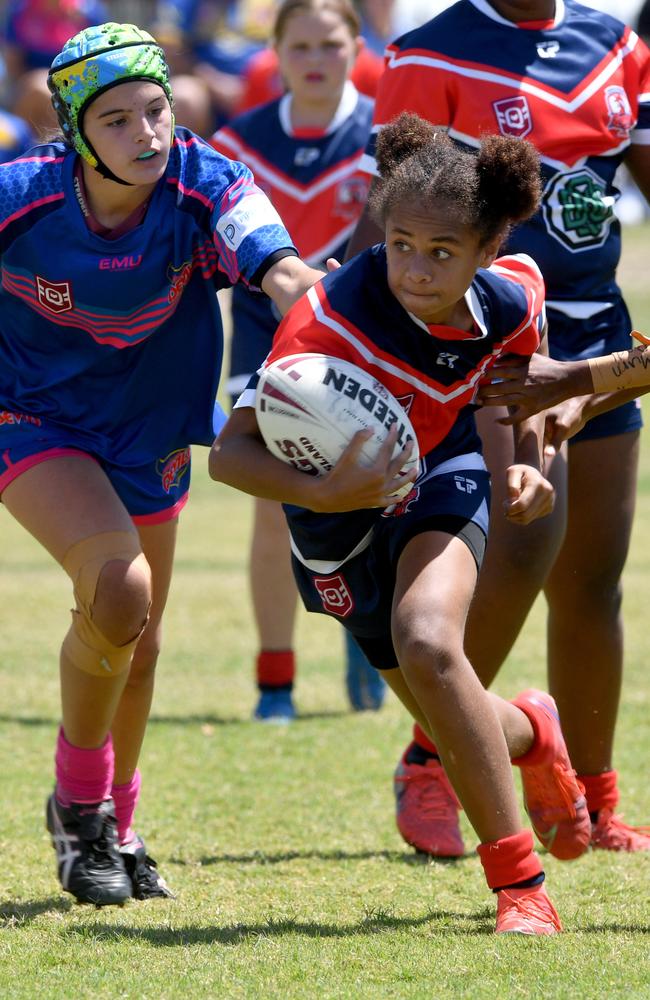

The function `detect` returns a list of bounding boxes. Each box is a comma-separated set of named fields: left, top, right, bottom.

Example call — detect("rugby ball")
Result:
left=255, top=353, right=419, bottom=500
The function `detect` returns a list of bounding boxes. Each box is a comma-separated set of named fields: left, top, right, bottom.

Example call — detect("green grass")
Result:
left=2, top=229, right=650, bottom=998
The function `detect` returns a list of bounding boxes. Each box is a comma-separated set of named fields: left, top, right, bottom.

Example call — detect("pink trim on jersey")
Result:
left=166, top=175, right=215, bottom=210
left=0, top=154, right=65, bottom=166
left=0, top=447, right=96, bottom=494
left=131, top=491, right=189, bottom=525
left=0, top=191, right=65, bottom=234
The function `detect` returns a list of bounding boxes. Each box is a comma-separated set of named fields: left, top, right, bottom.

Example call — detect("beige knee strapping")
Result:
left=61, top=530, right=151, bottom=677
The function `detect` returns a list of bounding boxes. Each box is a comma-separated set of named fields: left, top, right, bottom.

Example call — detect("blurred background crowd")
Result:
left=0, top=0, right=649, bottom=170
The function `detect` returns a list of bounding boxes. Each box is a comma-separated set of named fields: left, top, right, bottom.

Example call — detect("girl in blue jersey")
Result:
left=212, top=0, right=383, bottom=721
left=0, top=21, right=326, bottom=907
left=210, top=113, right=592, bottom=935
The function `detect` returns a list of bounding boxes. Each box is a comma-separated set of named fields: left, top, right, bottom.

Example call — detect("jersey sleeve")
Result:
left=359, top=36, right=454, bottom=176
left=629, top=31, right=650, bottom=145
left=211, top=162, right=297, bottom=289
left=489, top=254, right=546, bottom=357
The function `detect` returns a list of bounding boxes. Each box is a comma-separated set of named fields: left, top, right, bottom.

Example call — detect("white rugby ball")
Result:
left=255, top=353, right=419, bottom=500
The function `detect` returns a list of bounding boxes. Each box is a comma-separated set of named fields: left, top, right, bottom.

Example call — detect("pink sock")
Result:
left=55, top=727, right=114, bottom=806
left=477, top=829, right=543, bottom=890
left=112, top=768, right=142, bottom=845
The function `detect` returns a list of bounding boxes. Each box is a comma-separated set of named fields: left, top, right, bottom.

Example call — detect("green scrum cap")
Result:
left=48, top=22, right=174, bottom=179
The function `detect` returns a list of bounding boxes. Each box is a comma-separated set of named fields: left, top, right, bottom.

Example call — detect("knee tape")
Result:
left=61, top=530, right=151, bottom=678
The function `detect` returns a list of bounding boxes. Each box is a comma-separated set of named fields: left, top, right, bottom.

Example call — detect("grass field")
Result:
left=1, top=228, right=650, bottom=998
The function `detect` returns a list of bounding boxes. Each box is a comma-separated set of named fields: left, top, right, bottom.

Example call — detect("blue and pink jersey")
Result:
left=361, top=0, right=650, bottom=315
left=0, top=126, right=295, bottom=474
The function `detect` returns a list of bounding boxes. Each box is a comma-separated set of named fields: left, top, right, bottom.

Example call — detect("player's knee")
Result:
left=395, top=626, right=459, bottom=687
left=61, top=531, right=152, bottom=678
left=93, top=556, right=152, bottom=644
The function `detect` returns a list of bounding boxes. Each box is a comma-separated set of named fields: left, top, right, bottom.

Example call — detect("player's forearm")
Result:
left=261, top=257, right=324, bottom=316
left=210, top=431, right=322, bottom=507
left=511, top=412, right=545, bottom=471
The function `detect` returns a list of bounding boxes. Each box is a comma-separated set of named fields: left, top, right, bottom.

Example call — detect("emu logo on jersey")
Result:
left=543, top=167, right=613, bottom=252
left=156, top=447, right=191, bottom=493
left=605, top=86, right=634, bottom=138
left=493, top=96, right=532, bottom=139
left=36, top=276, right=73, bottom=314
left=313, top=574, right=353, bottom=617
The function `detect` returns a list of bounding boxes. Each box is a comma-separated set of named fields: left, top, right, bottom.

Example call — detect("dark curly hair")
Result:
left=369, top=112, right=542, bottom=246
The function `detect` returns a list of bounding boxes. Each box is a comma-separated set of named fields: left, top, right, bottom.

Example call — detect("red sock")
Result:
left=112, top=768, right=142, bottom=845
left=412, top=723, right=438, bottom=756
left=578, top=770, right=619, bottom=813
left=55, top=727, right=114, bottom=806
left=256, top=650, right=295, bottom=688
left=477, top=829, right=543, bottom=890
left=509, top=694, right=557, bottom=767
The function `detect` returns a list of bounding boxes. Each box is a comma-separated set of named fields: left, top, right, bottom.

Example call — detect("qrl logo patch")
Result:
left=36, top=276, right=73, bottom=314
left=493, top=96, right=532, bottom=138
left=543, top=167, right=613, bottom=252
left=314, top=574, right=354, bottom=617
left=156, top=447, right=191, bottom=493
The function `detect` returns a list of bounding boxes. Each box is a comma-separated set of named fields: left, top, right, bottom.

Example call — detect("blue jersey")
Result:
left=238, top=246, right=544, bottom=566
left=362, top=0, right=650, bottom=317
left=0, top=127, right=295, bottom=467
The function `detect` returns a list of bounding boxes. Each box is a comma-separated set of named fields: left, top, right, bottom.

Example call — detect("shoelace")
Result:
left=396, top=767, right=460, bottom=820
left=548, top=762, right=582, bottom=819
left=499, top=891, right=562, bottom=932
left=594, top=811, right=650, bottom=848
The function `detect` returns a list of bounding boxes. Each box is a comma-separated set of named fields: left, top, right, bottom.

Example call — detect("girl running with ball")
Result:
left=210, top=113, right=591, bottom=935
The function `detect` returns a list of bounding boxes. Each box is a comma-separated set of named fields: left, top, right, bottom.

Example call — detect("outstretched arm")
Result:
left=478, top=342, right=650, bottom=425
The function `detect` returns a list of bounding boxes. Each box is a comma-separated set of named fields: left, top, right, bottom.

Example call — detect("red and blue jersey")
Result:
left=362, top=0, right=650, bottom=315
left=239, top=246, right=544, bottom=563
left=212, top=83, right=373, bottom=267
left=0, top=126, right=295, bottom=466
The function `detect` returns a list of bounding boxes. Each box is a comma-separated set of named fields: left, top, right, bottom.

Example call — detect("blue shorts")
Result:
left=227, top=285, right=278, bottom=406
left=291, top=457, right=491, bottom=670
left=0, top=412, right=190, bottom=524
left=547, top=300, right=643, bottom=444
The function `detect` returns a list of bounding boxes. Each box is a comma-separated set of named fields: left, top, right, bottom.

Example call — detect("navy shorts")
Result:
left=547, top=300, right=643, bottom=444
left=291, top=457, right=491, bottom=670
left=0, top=411, right=190, bottom=524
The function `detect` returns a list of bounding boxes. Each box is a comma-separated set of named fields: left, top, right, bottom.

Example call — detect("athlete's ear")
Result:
left=478, top=233, right=504, bottom=269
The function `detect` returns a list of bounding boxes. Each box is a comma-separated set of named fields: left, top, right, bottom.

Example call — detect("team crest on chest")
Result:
left=492, top=96, right=532, bottom=138
left=334, top=177, right=370, bottom=219
left=604, top=86, right=634, bottom=138
left=542, top=166, right=613, bottom=252
left=36, top=276, right=73, bottom=314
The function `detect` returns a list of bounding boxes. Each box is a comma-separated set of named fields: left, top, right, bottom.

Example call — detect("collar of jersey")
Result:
left=406, top=281, right=489, bottom=341
left=279, top=81, right=360, bottom=138
left=64, top=148, right=165, bottom=244
left=467, top=0, right=565, bottom=30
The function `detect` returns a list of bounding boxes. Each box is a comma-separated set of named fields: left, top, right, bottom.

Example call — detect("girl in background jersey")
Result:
left=0, top=21, right=325, bottom=907
left=212, top=0, right=384, bottom=721
left=210, top=114, right=591, bottom=935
